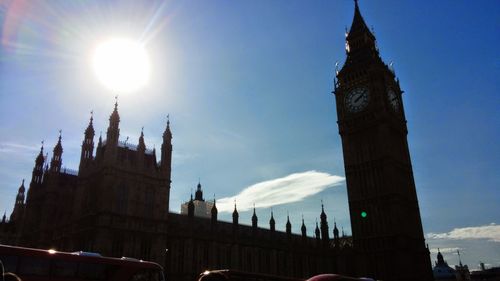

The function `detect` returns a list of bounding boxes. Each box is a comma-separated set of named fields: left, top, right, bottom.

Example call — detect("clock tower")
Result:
left=333, top=2, right=433, bottom=280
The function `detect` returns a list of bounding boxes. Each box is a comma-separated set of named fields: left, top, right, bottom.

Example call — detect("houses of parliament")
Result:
left=0, top=2, right=434, bottom=280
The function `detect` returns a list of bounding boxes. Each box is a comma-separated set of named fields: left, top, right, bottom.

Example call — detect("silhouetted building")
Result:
left=0, top=101, right=355, bottom=281
left=0, top=2, right=434, bottom=280
left=433, top=249, right=457, bottom=280
left=333, top=0, right=433, bottom=280
left=180, top=182, right=214, bottom=218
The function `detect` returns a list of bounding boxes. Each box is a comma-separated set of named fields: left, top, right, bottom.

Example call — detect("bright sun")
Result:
left=92, top=38, right=150, bottom=93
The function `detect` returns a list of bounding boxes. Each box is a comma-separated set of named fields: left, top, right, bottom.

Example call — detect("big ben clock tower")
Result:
left=334, top=1, right=433, bottom=280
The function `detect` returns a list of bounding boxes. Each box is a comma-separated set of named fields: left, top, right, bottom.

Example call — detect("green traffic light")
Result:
left=361, top=211, right=367, bottom=218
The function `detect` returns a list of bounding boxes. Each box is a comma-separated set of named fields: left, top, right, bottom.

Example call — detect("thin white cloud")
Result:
left=217, top=171, right=345, bottom=213
left=427, top=223, right=500, bottom=242
left=429, top=247, right=461, bottom=254
left=0, top=142, right=39, bottom=154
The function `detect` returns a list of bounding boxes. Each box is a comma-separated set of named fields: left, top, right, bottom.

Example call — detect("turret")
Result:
left=187, top=194, right=194, bottom=218
left=211, top=197, right=217, bottom=224
left=301, top=215, right=307, bottom=239
left=315, top=219, right=321, bottom=242
left=269, top=210, right=275, bottom=232
left=137, top=127, right=146, bottom=167
left=32, top=143, right=45, bottom=185
left=195, top=181, right=204, bottom=201
left=10, top=179, right=26, bottom=222
left=320, top=202, right=329, bottom=241
left=333, top=219, right=340, bottom=248
left=160, top=116, right=172, bottom=179
left=49, top=131, right=63, bottom=173
left=79, top=112, right=95, bottom=171
left=137, top=127, right=146, bottom=154
left=252, top=205, right=258, bottom=229
left=106, top=98, right=120, bottom=147
left=232, top=203, right=239, bottom=225
left=286, top=213, right=292, bottom=237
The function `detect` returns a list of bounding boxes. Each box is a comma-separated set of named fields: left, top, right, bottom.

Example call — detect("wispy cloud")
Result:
left=0, top=142, right=40, bottom=154
left=427, top=223, right=500, bottom=242
left=429, top=247, right=462, bottom=254
left=217, top=171, right=345, bottom=213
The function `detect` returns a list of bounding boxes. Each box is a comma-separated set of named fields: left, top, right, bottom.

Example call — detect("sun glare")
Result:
left=92, top=38, right=150, bottom=93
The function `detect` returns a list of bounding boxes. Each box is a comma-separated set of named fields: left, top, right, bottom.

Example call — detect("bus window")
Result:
left=18, top=257, right=50, bottom=276
left=0, top=255, right=18, bottom=272
left=52, top=259, right=78, bottom=277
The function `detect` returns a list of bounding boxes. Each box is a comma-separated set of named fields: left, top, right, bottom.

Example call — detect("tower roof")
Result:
left=347, top=0, right=374, bottom=40
left=18, top=179, right=25, bottom=193
left=53, top=130, right=63, bottom=154
left=163, top=115, right=172, bottom=140
left=110, top=97, right=120, bottom=124
left=195, top=181, right=204, bottom=201
left=85, top=111, right=95, bottom=136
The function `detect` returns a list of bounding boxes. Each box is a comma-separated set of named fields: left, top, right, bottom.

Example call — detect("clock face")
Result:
left=345, top=87, right=369, bottom=112
left=387, top=88, right=399, bottom=111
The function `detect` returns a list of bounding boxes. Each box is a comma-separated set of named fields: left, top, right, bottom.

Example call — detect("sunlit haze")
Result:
left=92, top=38, right=150, bottom=93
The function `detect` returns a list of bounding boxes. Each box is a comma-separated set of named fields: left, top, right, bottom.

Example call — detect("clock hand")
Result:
left=354, top=94, right=364, bottom=103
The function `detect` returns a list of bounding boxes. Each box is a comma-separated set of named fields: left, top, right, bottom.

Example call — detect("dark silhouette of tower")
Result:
left=252, top=206, right=258, bottom=229
left=10, top=180, right=26, bottom=223
left=333, top=1, right=433, bottom=280
left=187, top=194, right=194, bottom=218
left=79, top=112, right=94, bottom=173
left=211, top=198, right=217, bottom=224
left=320, top=202, right=329, bottom=243
left=269, top=210, right=275, bottom=232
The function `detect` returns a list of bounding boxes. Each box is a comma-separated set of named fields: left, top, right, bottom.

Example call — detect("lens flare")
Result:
left=92, top=38, right=150, bottom=93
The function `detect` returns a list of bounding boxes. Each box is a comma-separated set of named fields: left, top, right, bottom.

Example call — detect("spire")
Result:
left=333, top=219, right=339, bottom=238
left=50, top=131, right=63, bottom=173
left=301, top=215, right=307, bottom=238
left=195, top=180, right=204, bottom=201
left=80, top=111, right=95, bottom=169
left=163, top=114, right=172, bottom=140
left=269, top=209, right=275, bottom=232
left=315, top=219, right=321, bottom=240
left=252, top=204, right=258, bottom=228
left=187, top=193, right=194, bottom=218
left=106, top=98, right=120, bottom=146
left=341, top=0, right=379, bottom=65
left=16, top=179, right=25, bottom=204
left=286, top=212, right=292, bottom=236
left=97, top=132, right=102, bottom=147
left=85, top=110, right=95, bottom=136
left=436, top=248, right=445, bottom=265
left=35, top=141, right=44, bottom=166
left=19, top=179, right=25, bottom=193
left=320, top=200, right=327, bottom=221
left=211, top=196, right=218, bottom=223
left=320, top=201, right=329, bottom=241
left=161, top=115, right=173, bottom=178
left=137, top=127, right=146, bottom=152
left=457, top=249, right=463, bottom=266
left=232, top=201, right=239, bottom=225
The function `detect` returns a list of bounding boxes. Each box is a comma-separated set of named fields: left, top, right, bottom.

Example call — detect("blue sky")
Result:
left=1, top=0, right=499, bottom=270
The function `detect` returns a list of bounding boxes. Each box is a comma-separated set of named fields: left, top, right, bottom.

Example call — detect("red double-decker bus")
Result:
left=0, top=244, right=165, bottom=281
